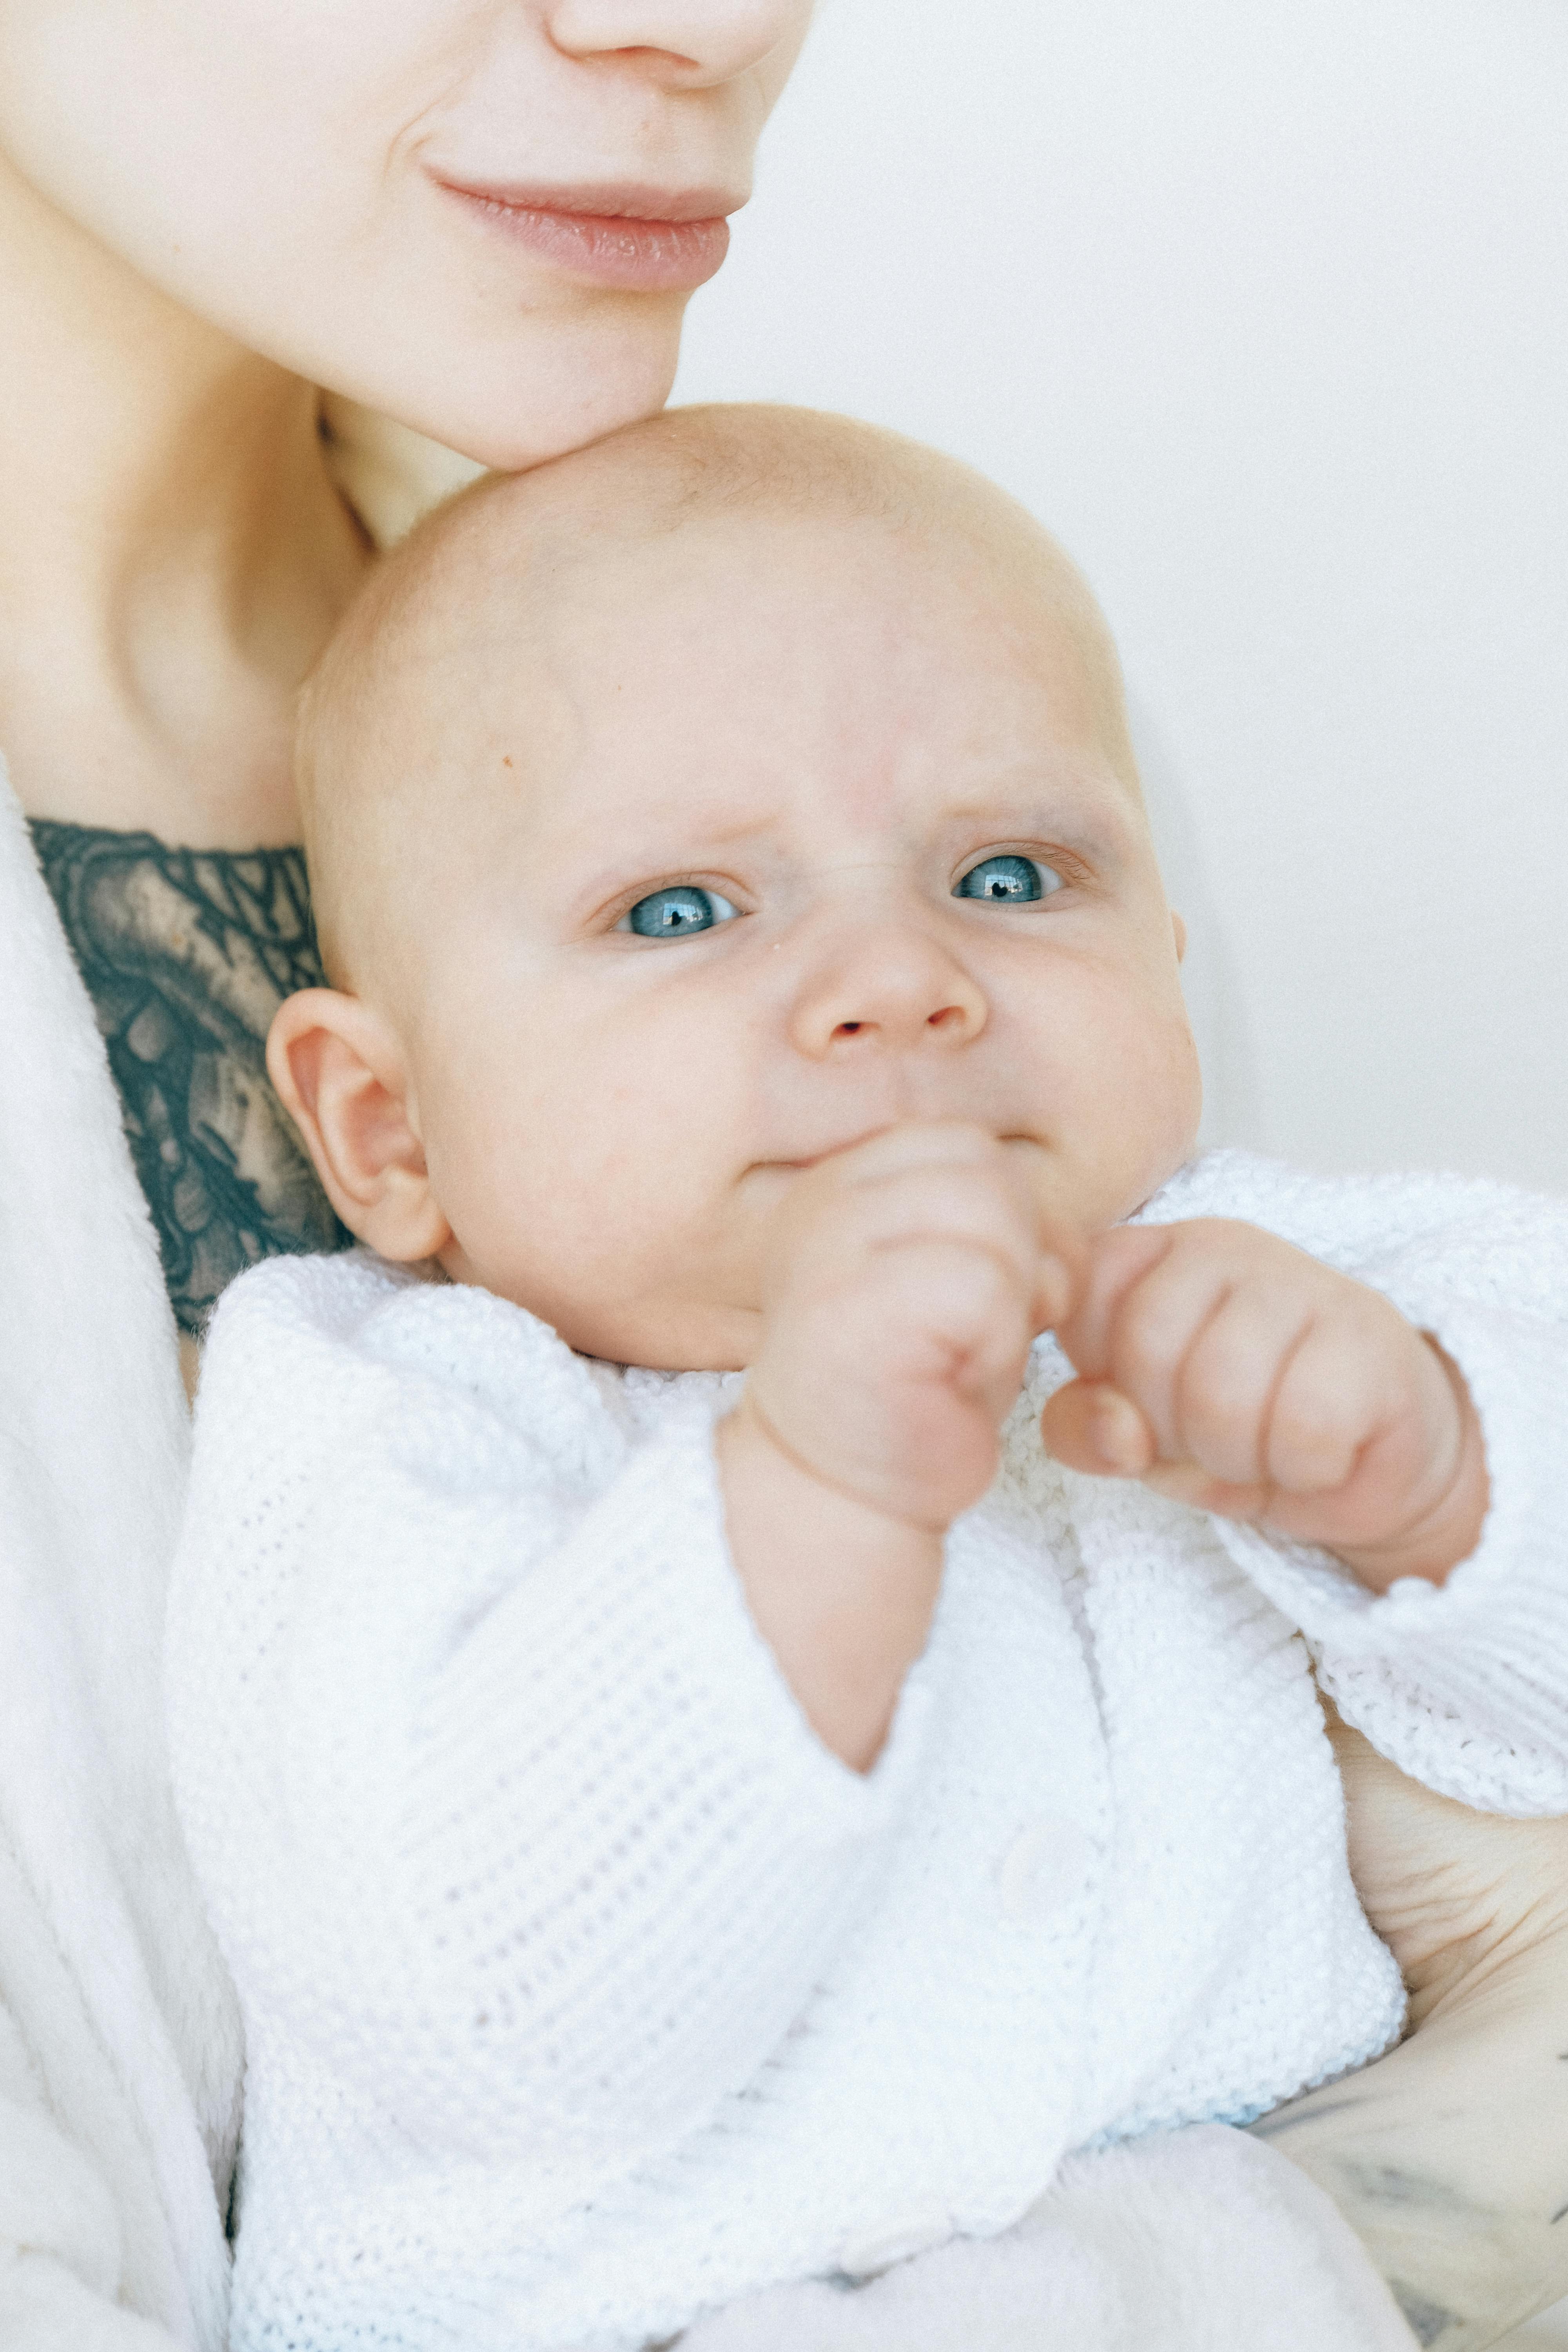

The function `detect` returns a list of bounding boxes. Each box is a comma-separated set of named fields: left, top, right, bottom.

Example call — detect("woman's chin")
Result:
left=387, top=303, right=688, bottom=476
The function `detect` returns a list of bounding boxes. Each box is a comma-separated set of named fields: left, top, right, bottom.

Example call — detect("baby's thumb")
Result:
left=1040, top=1379, right=1156, bottom=1478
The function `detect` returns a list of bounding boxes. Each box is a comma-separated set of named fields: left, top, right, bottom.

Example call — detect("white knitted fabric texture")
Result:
left=166, top=1150, right=1568, bottom=2352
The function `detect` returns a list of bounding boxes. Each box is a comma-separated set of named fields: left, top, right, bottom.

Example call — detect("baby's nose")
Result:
left=790, top=928, right=989, bottom=1060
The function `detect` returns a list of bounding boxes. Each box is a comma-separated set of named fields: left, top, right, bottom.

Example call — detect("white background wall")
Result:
left=674, top=0, right=1568, bottom=1195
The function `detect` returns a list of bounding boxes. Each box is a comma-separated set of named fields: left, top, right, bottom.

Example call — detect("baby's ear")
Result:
left=267, top=991, right=450, bottom=1263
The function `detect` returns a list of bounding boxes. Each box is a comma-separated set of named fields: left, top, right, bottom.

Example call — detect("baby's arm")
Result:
left=1040, top=1196, right=1568, bottom=1810
left=171, top=1269, right=943, bottom=2172
left=717, top=1123, right=1074, bottom=1768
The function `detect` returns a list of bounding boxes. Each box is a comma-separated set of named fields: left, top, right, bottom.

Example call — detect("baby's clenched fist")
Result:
left=742, top=1123, right=1075, bottom=1531
left=1040, top=1219, right=1489, bottom=1589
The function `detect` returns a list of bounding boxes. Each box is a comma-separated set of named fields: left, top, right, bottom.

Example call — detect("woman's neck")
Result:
left=0, top=151, right=372, bottom=848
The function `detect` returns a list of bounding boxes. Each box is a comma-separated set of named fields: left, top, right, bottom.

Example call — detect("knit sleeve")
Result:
left=1181, top=1160, right=1568, bottom=1814
left=171, top=1271, right=932, bottom=2175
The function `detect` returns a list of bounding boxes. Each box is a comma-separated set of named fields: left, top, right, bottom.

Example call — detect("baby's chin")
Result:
left=439, top=1230, right=766, bottom=1371
left=541, top=1294, right=763, bottom=1376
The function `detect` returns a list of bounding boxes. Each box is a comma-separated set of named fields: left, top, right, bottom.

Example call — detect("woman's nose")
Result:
left=545, top=0, right=806, bottom=86
left=789, top=924, right=989, bottom=1061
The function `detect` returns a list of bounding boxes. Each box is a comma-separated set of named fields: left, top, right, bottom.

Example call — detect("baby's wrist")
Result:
left=726, top=1386, right=947, bottom=1537
left=716, top=1395, right=944, bottom=1771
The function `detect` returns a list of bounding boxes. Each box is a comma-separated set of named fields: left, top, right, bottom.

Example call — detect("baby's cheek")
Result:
left=1113, top=994, right=1203, bottom=1198
left=1058, top=1012, right=1202, bottom=1228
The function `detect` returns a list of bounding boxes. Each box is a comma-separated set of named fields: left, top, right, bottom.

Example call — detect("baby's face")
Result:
left=394, top=513, right=1201, bottom=1370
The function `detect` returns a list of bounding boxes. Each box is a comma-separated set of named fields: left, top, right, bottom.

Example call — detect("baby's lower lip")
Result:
left=438, top=186, right=731, bottom=292
left=754, top=1131, right=1045, bottom=1175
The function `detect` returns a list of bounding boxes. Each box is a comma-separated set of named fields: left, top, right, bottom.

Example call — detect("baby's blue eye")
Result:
left=619, top=884, right=739, bottom=939
left=953, top=854, right=1061, bottom=904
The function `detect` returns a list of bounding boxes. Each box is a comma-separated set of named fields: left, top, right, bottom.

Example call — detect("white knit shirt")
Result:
left=167, top=1149, right=1568, bottom=2352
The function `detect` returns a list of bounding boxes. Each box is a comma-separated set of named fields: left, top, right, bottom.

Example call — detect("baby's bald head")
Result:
left=296, top=404, right=1141, bottom=991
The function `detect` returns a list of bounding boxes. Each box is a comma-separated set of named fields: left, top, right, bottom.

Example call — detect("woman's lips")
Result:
left=436, top=178, right=735, bottom=293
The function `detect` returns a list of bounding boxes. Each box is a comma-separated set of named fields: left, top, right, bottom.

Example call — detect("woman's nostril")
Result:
left=835, top=1021, right=864, bottom=1037
left=928, top=1005, right=966, bottom=1032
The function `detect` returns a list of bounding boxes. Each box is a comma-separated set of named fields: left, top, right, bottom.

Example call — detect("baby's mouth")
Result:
left=750, top=1127, right=1046, bottom=1174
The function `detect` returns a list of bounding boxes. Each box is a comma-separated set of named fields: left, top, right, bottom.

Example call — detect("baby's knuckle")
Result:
left=1179, top=1380, right=1260, bottom=1470
left=1115, top=1307, right=1183, bottom=1394
left=1270, top=1392, right=1356, bottom=1485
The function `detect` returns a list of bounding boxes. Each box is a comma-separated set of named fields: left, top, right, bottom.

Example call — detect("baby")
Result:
left=169, top=407, right=1568, bottom=2352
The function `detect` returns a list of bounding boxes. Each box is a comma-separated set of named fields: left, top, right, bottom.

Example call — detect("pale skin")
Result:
left=0, top=0, right=812, bottom=851
left=273, top=485, right=1488, bottom=1773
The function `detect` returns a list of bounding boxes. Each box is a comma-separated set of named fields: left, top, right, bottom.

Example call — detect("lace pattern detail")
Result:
left=29, top=819, right=348, bottom=1333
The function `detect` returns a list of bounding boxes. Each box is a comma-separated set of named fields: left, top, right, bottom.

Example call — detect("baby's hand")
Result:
left=742, top=1122, right=1074, bottom=1530
left=1040, top=1220, right=1488, bottom=1589
left=718, top=1125, right=1073, bottom=1767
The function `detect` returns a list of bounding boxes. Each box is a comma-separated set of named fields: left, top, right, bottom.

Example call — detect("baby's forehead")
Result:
left=301, top=414, right=1143, bottom=967
left=428, top=569, right=1096, bottom=869
left=431, top=499, right=1110, bottom=753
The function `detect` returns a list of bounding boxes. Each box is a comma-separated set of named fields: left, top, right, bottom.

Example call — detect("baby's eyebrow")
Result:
left=595, top=810, right=784, bottom=868
left=557, top=805, right=784, bottom=915
left=929, top=782, right=1134, bottom=853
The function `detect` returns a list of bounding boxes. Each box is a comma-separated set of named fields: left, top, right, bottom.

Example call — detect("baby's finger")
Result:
left=771, top=1166, right=1012, bottom=1301
left=1050, top=1226, right=1175, bottom=1375
left=892, top=1238, right=1040, bottom=1415
left=773, top=1234, right=1036, bottom=1491
left=1263, top=1319, right=1391, bottom=1495
left=1040, top=1378, right=1157, bottom=1477
left=802, top=1156, right=1069, bottom=1321
left=1171, top=1282, right=1318, bottom=1488
left=1079, top=1229, right=1244, bottom=1460
left=1040, top=1381, right=1301, bottom=1522
left=853, top=1163, right=1044, bottom=1287
left=767, top=1123, right=999, bottom=1266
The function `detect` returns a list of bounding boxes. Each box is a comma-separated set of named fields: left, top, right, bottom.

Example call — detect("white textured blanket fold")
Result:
left=678, top=2127, right=1418, bottom=2352
left=0, top=766, right=241, bottom=2349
